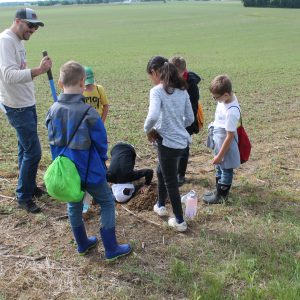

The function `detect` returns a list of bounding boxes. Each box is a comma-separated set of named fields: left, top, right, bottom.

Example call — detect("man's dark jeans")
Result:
left=157, top=140, right=184, bottom=218
left=4, top=105, right=41, bottom=203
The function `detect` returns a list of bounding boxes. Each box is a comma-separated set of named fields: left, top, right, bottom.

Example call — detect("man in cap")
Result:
left=0, top=8, right=52, bottom=213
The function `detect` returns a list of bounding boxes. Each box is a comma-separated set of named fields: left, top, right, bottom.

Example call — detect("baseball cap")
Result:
left=84, top=66, right=95, bottom=85
left=15, top=8, right=44, bottom=27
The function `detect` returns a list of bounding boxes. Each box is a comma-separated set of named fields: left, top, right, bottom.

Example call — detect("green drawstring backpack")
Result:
left=44, top=155, right=84, bottom=202
left=44, top=107, right=91, bottom=202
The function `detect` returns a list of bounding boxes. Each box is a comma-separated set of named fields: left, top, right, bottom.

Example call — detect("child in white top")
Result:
left=203, top=74, right=241, bottom=204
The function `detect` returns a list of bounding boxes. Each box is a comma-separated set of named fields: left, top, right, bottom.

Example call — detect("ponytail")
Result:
left=160, top=62, right=187, bottom=94
left=146, top=56, right=187, bottom=94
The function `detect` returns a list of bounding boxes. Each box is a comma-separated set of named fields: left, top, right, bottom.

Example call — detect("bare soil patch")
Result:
left=127, top=183, right=157, bottom=212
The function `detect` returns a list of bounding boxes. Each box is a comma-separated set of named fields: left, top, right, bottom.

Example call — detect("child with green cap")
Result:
left=83, top=66, right=109, bottom=123
left=82, top=67, right=110, bottom=215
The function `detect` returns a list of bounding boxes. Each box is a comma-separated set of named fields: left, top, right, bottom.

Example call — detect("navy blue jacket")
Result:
left=46, top=94, right=108, bottom=185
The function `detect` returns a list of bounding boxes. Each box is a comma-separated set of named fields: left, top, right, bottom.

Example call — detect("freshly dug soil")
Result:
left=127, top=183, right=157, bottom=212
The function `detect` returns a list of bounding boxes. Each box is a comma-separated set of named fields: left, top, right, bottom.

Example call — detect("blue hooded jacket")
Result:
left=46, top=93, right=108, bottom=185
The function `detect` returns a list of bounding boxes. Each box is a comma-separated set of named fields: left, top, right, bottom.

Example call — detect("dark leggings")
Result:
left=177, top=146, right=189, bottom=177
left=157, top=141, right=184, bottom=219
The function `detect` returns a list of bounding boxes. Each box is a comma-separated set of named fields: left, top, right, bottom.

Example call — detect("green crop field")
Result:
left=0, top=2, right=300, bottom=299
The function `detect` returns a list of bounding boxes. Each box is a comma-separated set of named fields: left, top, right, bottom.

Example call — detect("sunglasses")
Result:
left=23, top=21, right=39, bottom=30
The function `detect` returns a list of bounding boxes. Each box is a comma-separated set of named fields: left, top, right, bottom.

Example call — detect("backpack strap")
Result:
left=227, top=105, right=242, bottom=145
left=227, top=105, right=242, bottom=126
left=60, top=106, right=91, bottom=156
left=60, top=106, right=92, bottom=187
left=83, top=146, right=92, bottom=188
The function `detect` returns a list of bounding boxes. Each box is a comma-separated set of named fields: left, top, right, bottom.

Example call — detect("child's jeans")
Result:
left=157, top=140, right=184, bottom=218
left=67, top=180, right=115, bottom=229
left=215, top=165, right=233, bottom=185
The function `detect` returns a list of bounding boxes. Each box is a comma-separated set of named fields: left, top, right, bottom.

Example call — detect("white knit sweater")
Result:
left=144, top=83, right=194, bottom=149
left=0, top=29, right=35, bottom=108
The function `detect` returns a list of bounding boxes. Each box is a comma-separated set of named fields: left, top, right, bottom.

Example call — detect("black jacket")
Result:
left=107, top=142, right=136, bottom=182
left=106, top=142, right=153, bottom=185
left=186, top=71, right=201, bottom=135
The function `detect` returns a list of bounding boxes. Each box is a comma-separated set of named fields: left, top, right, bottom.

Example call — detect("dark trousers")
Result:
left=127, top=169, right=153, bottom=185
left=157, top=141, right=184, bottom=219
left=107, top=169, right=153, bottom=185
left=177, top=146, right=189, bottom=177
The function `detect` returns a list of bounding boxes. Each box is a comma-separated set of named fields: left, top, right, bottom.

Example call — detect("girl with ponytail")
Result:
left=144, top=56, right=194, bottom=232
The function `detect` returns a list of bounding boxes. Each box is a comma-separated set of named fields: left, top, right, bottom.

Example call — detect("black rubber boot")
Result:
left=203, top=183, right=231, bottom=205
left=202, top=177, right=221, bottom=200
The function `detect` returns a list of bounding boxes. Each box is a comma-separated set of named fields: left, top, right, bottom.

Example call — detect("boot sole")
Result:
left=78, top=241, right=98, bottom=256
left=105, top=248, right=132, bottom=262
left=203, top=197, right=227, bottom=205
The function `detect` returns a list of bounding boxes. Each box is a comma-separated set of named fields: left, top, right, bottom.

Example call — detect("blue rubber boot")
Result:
left=100, top=227, right=132, bottom=262
left=72, top=224, right=98, bottom=256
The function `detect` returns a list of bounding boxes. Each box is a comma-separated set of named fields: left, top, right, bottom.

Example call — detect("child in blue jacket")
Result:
left=45, top=61, right=131, bottom=261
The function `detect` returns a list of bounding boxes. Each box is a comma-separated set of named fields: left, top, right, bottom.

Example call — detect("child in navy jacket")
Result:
left=46, top=61, right=131, bottom=261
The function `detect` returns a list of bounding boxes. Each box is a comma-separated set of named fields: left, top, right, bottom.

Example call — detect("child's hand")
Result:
left=147, top=130, right=159, bottom=143
left=213, top=155, right=223, bottom=165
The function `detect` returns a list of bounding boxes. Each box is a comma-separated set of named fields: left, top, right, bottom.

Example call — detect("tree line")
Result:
left=26, top=0, right=300, bottom=8
left=242, top=0, right=300, bottom=8
left=36, top=0, right=165, bottom=5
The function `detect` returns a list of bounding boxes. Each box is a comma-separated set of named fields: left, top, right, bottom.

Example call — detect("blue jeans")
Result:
left=67, top=180, right=115, bottom=229
left=215, top=165, right=233, bottom=185
left=4, top=105, right=41, bottom=203
left=157, top=140, right=184, bottom=219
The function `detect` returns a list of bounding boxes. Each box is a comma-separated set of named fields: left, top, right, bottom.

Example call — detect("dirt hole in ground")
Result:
left=83, top=183, right=158, bottom=220
left=127, top=183, right=157, bottom=212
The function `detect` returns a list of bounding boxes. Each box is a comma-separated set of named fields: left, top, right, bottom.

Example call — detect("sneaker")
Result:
left=177, top=175, right=185, bottom=187
left=153, top=203, right=168, bottom=216
left=18, top=199, right=41, bottom=213
left=33, top=186, right=47, bottom=198
left=168, top=217, right=187, bottom=232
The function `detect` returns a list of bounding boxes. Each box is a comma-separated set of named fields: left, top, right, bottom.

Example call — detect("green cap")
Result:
left=84, top=66, right=94, bottom=85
